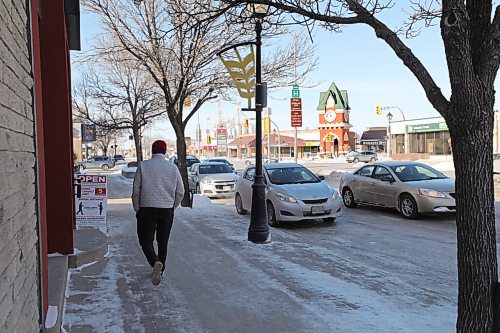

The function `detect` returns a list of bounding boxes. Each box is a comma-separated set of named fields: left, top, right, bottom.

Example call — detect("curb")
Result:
left=69, top=229, right=108, bottom=268
left=43, top=229, right=108, bottom=332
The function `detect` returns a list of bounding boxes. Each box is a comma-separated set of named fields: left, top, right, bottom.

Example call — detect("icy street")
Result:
left=62, top=172, right=500, bottom=333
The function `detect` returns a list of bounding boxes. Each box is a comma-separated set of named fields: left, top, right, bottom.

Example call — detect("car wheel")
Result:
left=196, top=183, right=201, bottom=194
left=245, top=160, right=251, bottom=166
left=370, top=157, right=376, bottom=162
left=342, top=188, right=357, bottom=208
left=235, top=193, right=247, bottom=215
left=353, top=158, right=359, bottom=163
left=399, top=194, right=419, bottom=219
left=101, top=164, right=109, bottom=171
left=266, top=201, right=280, bottom=227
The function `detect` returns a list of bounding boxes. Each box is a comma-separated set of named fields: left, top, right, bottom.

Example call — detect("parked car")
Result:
left=203, top=158, right=235, bottom=171
left=78, top=156, right=115, bottom=171
left=112, top=154, right=126, bottom=165
left=346, top=151, right=378, bottom=163
left=189, top=162, right=239, bottom=197
left=169, top=155, right=201, bottom=169
left=235, top=163, right=342, bottom=227
left=339, top=161, right=455, bottom=219
left=244, top=156, right=279, bottom=166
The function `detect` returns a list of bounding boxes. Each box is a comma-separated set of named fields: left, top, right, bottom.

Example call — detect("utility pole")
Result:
left=293, top=34, right=298, bottom=164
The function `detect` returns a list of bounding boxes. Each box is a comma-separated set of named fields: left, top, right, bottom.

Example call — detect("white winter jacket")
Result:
left=132, top=154, right=185, bottom=211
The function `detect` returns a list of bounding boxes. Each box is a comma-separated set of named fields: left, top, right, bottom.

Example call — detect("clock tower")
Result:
left=316, top=82, right=352, bottom=156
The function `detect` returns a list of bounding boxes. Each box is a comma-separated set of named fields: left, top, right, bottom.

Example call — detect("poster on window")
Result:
left=74, top=174, right=107, bottom=228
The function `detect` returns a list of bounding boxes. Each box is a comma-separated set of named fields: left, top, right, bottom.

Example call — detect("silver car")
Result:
left=189, top=162, right=238, bottom=198
left=339, top=161, right=456, bottom=219
left=346, top=151, right=378, bottom=163
left=234, top=163, right=343, bottom=226
left=78, top=156, right=115, bottom=170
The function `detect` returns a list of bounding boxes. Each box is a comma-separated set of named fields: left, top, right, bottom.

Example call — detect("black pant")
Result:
left=136, top=207, right=174, bottom=269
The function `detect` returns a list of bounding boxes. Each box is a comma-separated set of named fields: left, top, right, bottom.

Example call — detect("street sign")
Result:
left=292, top=85, right=300, bottom=98
left=291, top=110, right=302, bottom=127
left=290, top=98, right=302, bottom=111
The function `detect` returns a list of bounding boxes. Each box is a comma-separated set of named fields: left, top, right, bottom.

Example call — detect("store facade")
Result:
left=389, top=116, right=451, bottom=159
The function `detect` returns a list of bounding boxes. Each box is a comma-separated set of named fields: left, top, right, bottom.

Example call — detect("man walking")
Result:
left=132, top=140, right=184, bottom=285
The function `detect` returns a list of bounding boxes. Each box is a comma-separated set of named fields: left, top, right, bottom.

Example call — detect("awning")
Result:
left=360, top=129, right=387, bottom=145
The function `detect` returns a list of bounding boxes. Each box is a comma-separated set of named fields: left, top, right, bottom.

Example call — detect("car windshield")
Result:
left=391, top=164, right=447, bottom=182
left=207, top=159, right=227, bottom=164
left=198, top=164, right=232, bottom=174
left=266, top=166, right=319, bottom=185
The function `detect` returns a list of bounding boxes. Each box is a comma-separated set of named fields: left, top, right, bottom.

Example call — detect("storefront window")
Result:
left=408, top=131, right=452, bottom=155
left=394, top=134, right=405, bottom=154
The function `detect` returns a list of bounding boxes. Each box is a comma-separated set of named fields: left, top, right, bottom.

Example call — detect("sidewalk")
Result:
left=61, top=175, right=454, bottom=332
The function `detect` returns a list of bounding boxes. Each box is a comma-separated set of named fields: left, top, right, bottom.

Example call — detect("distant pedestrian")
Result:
left=98, top=202, right=103, bottom=215
left=77, top=202, right=84, bottom=215
left=132, top=140, right=184, bottom=285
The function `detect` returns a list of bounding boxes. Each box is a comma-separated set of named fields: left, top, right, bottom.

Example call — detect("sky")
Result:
left=73, top=5, right=500, bottom=148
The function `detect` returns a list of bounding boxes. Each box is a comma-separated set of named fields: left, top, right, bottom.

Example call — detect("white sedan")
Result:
left=189, top=162, right=239, bottom=198
left=234, top=163, right=343, bottom=227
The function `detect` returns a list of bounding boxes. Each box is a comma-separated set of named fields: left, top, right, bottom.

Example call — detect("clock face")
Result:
left=324, top=110, right=336, bottom=123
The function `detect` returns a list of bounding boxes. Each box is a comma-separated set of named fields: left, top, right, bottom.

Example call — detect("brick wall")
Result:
left=0, top=1, right=40, bottom=332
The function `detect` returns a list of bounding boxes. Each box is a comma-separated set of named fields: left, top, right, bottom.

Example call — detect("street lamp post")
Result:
left=247, top=3, right=270, bottom=243
left=386, top=112, right=393, bottom=158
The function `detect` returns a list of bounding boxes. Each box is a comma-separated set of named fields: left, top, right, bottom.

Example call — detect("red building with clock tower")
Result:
left=316, top=82, right=352, bottom=156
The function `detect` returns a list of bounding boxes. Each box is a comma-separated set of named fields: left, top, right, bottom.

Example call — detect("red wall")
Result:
left=30, top=0, right=48, bottom=314
left=39, top=0, right=75, bottom=254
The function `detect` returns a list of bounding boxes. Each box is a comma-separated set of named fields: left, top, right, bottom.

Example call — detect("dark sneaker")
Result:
left=151, top=261, right=163, bottom=285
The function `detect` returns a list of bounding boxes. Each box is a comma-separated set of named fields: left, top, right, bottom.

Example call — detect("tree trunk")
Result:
left=175, top=131, right=191, bottom=207
left=449, top=95, right=498, bottom=332
left=133, top=127, right=143, bottom=162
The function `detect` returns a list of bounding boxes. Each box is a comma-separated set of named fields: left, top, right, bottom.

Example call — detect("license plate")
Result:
left=311, top=206, right=324, bottom=214
left=223, top=186, right=231, bottom=191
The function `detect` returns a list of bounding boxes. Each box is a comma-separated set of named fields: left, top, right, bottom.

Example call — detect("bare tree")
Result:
left=83, top=0, right=318, bottom=205
left=73, top=54, right=164, bottom=162
left=94, top=125, right=121, bottom=156
left=191, top=0, right=500, bottom=330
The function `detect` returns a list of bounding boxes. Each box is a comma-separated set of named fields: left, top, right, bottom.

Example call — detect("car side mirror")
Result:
left=318, top=175, right=325, bottom=181
left=381, top=175, right=394, bottom=182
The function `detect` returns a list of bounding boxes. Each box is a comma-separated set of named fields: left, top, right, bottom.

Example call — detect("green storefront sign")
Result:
left=406, top=122, right=448, bottom=133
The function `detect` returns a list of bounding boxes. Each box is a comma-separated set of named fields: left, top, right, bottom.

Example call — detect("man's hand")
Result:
left=135, top=209, right=140, bottom=219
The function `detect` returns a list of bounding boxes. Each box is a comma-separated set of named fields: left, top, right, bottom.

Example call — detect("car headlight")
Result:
left=275, top=192, right=297, bottom=203
left=331, top=189, right=338, bottom=199
left=418, top=188, right=447, bottom=198
left=201, top=178, right=213, bottom=184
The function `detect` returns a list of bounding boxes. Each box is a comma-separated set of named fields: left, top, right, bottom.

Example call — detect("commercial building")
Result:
left=0, top=1, right=80, bottom=330
left=359, top=127, right=387, bottom=152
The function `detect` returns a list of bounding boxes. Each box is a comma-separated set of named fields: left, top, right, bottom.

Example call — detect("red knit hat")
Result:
left=152, top=140, right=167, bottom=154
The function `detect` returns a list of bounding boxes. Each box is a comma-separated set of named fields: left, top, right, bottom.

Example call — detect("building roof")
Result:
left=228, top=133, right=308, bottom=148
left=316, top=82, right=349, bottom=111
left=263, top=133, right=306, bottom=147
left=228, top=134, right=255, bottom=147
left=360, top=129, right=387, bottom=142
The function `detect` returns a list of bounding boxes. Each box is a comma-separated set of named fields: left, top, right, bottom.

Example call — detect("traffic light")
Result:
left=376, top=104, right=382, bottom=116
left=263, top=117, right=269, bottom=133
left=244, top=118, right=249, bottom=128
left=207, top=135, right=211, bottom=144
